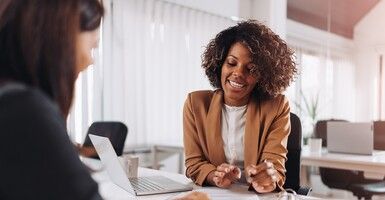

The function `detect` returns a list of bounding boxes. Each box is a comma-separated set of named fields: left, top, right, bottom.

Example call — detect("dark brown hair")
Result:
left=80, top=0, right=104, bottom=31
left=202, top=20, right=297, bottom=99
left=0, top=0, right=104, bottom=117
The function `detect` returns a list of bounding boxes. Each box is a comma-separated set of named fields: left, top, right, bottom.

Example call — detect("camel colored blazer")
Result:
left=183, top=90, right=290, bottom=189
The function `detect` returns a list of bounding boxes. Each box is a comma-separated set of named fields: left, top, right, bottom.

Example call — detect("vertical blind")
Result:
left=286, top=43, right=355, bottom=137
left=68, top=0, right=235, bottom=146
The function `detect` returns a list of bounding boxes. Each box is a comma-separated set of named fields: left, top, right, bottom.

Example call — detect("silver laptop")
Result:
left=327, top=122, right=374, bottom=155
left=89, top=134, right=193, bottom=196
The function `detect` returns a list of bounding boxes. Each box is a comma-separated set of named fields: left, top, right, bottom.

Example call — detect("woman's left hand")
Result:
left=245, top=161, right=279, bottom=193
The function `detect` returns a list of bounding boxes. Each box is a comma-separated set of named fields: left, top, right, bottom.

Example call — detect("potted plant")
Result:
left=295, top=90, right=320, bottom=145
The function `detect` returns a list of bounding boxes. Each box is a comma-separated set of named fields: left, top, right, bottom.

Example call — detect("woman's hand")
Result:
left=75, top=144, right=98, bottom=157
left=245, top=161, right=279, bottom=193
left=206, top=163, right=241, bottom=188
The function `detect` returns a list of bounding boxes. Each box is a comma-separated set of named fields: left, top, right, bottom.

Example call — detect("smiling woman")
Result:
left=220, top=42, right=259, bottom=106
left=183, top=20, right=297, bottom=194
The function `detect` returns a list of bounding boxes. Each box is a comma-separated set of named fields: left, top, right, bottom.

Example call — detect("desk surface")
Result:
left=301, top=146, right=385, bottom=179
left=81, top=157, right=320, bottom=200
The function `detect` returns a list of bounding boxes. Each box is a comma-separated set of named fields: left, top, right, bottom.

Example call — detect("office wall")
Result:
left=287, top=19, right=356, bottom=123
left=354, top=0, right=385, bottom=121
left=164, top=0, right=241, bottom=18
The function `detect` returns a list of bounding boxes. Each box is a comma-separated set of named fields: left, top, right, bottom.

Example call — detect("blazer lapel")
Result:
left=205, top=90, right=226, bottom=166
left=244, top=96, right=261, bottom=168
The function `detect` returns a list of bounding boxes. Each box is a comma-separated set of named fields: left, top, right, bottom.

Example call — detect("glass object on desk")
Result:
left=308, top=138, right=322, bottom=155
left=119, top=155, right=139, bottom=178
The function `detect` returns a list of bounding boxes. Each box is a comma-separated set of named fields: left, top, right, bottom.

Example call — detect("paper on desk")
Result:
left=170, top=184, right=259, bottom=200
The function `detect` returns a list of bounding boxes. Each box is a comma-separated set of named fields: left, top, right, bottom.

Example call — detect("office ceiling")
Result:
left=287, top=0, right=379, bottom=39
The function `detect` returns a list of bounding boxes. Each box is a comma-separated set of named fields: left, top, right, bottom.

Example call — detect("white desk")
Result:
left=81, top=158, right=320, bottom=200
left=301, top=146, right=385, bottom=180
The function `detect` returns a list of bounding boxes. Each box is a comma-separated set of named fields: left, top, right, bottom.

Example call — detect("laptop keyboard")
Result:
left=129, top=177, right=166, bottom=192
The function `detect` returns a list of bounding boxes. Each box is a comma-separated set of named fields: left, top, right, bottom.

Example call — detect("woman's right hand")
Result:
left=206, top=163, right=241, bottom=188
left=245, top=161, right=279, bottom=193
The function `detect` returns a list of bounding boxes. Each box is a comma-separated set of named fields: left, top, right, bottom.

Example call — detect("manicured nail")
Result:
left=247, top=177, right=252, bottom=183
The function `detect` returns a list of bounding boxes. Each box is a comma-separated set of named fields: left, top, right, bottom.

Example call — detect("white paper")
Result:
left=170, top=184, right=259, bottom=200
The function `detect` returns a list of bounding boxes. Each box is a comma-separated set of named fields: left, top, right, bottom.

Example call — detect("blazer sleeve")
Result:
left=260, top=96, right=290, bottom=190
left=183, top=94, right=216, bottom=186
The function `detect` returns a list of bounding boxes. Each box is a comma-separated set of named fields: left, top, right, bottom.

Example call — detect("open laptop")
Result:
left=327, top=122, right=374, bottom=155
left=89, top=134, right=193, bottom=196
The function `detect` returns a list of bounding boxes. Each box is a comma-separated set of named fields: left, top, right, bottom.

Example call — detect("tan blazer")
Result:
left=183, top=90, right=290, bottom=189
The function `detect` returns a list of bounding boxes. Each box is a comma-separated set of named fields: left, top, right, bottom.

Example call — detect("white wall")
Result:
left=164, top=0, right=286, bottom=38
left=287, top=20, right=354, bottom=56
left=354, top=0, right=385, bottom=121
left=286, top=19, right=356, bottom=122
left=250, top=0, right=287, bottom=38
left=164, top=0, right=241, bottom=19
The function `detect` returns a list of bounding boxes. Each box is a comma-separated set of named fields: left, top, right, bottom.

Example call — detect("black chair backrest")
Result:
left=283, top=112, right=302, bottom=191
left=83, top=121, right=128, bottom=156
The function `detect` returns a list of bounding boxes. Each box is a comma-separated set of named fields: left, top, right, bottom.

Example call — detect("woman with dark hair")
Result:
left=0, top=0, right=104, bottom=199
left=76, top=0, right=105, bottom=157
left=183, top=20, right=296, bottom=193
left=78, top=0, right=105, bottom=72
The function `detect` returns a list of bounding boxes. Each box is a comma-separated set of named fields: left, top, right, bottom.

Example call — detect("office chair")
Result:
left=81, top=121, right=128, bottom=158
left=315, top=120, right=384, bottom=199
left=283, top=113, right=312, bottom=195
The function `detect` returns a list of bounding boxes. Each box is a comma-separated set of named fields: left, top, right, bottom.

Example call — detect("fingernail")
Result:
left=247, top=177, right=252, bottom=183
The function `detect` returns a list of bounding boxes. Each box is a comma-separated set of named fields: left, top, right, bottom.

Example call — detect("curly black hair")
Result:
left=202, top=20, right=297, bottom=99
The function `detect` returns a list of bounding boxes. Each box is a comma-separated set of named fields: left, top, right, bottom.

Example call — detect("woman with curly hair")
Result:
left=183, top=20, right=296, bottom=194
